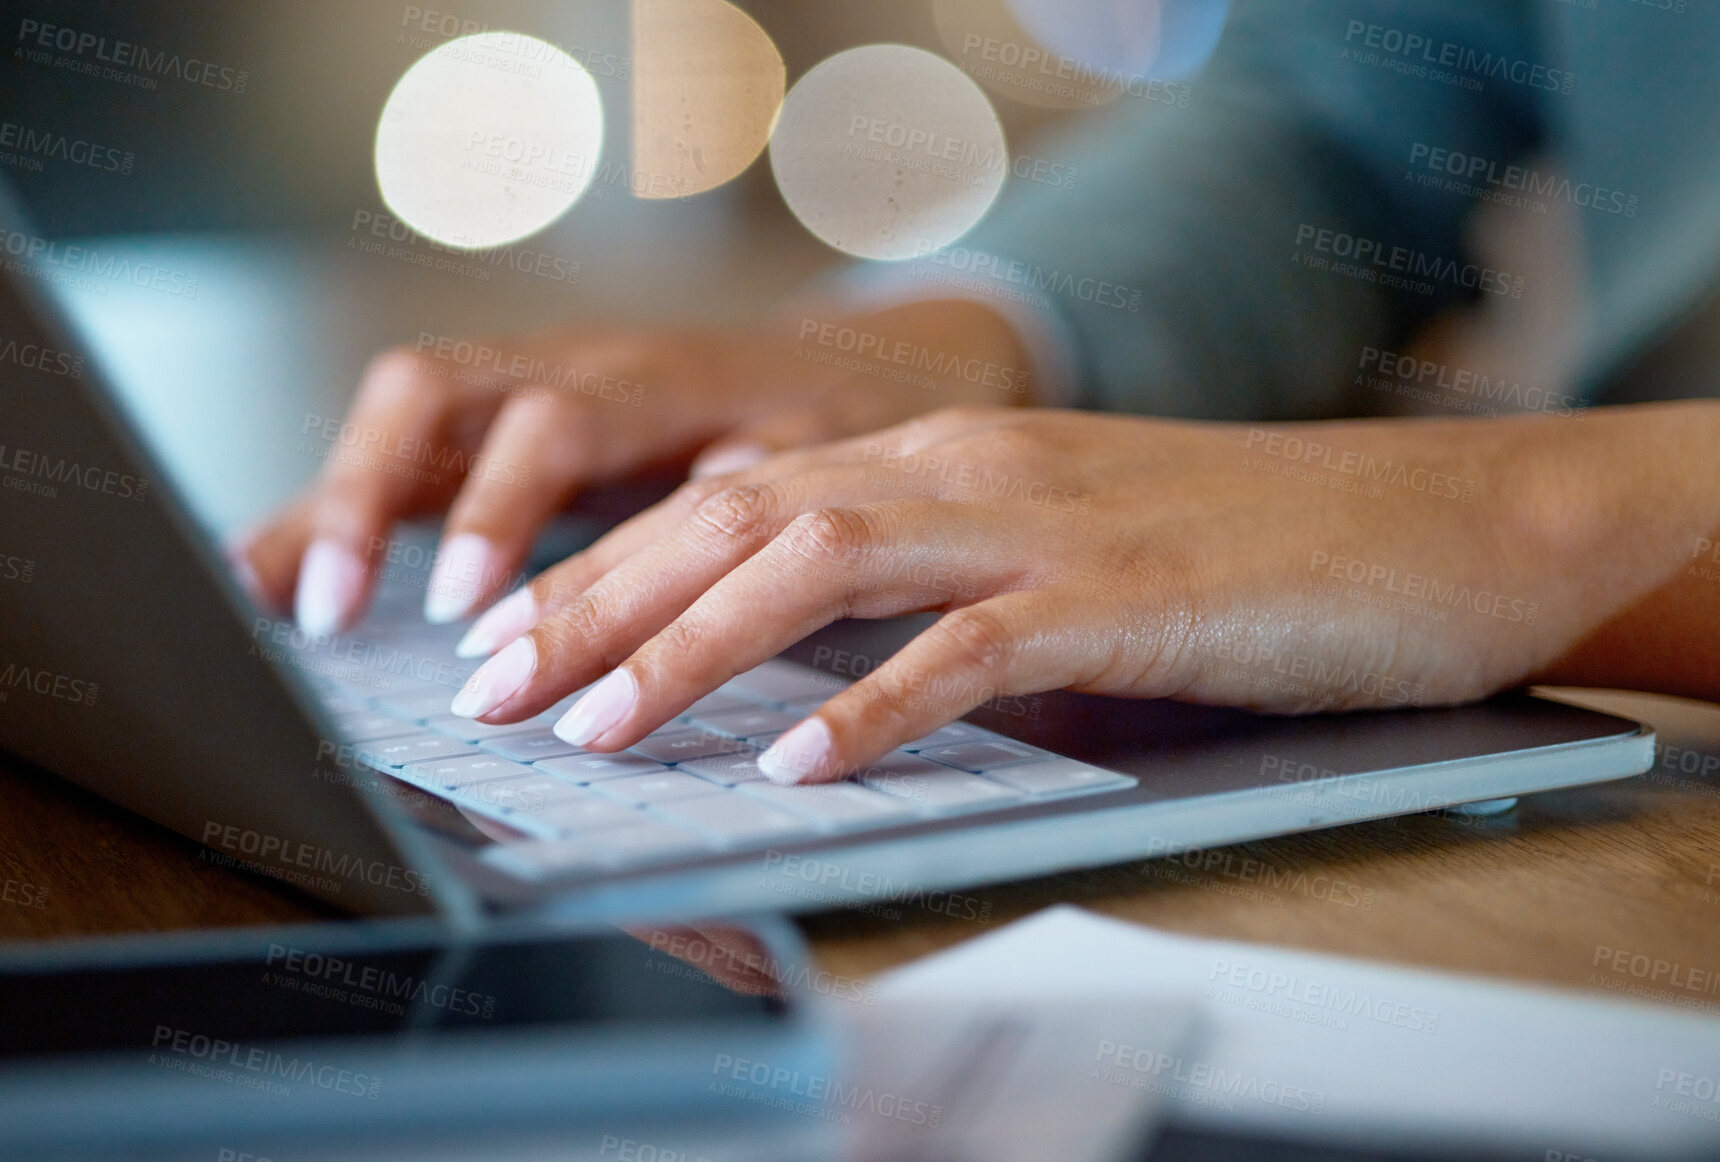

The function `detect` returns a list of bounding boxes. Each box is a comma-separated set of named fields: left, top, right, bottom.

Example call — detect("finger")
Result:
left=448, top=411, right=993, bottom=660
left=228, top=495, right=315, bottom=614
left=550, top=419, right=920, bottom=597
left=624, top=924, right=784, bottom=998
left=452, top=442, right=890, bottom=659
left=450, top=476, right=725, bottom=659
left=449, top=485, right=715, bottom=660
left=296, top=353, right=478, bottom=634
left=423, top=394, right=595, bottom=624
left=758, top=590, right=1096, bottom=784
left=448, top=467, right=918, bottom=722
left=551, top=501, right=996, bottom=750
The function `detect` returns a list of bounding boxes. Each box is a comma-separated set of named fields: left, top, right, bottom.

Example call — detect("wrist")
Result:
left=1521, top=400, right=1720, bottom=699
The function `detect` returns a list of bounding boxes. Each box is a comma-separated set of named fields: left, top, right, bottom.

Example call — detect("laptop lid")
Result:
left=0, top=178, right=475, bottom=925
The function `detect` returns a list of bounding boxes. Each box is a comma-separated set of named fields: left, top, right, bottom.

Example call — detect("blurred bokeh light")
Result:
left=632, top=0, right=786, bottom=200
left=934, top=0, right=1229, bottom=108
left=768, top=44, right=1007, bottom=261
left=375, top=31, right=604, bottom=249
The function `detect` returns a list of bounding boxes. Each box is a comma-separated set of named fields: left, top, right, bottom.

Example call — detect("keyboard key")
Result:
left=481, top=730, right=586, bottom=763
left=323, top=669, right=405, bottom=695
left=687, top=706, right=805, bottom=740
left=359, top=734, right=481, bottom=770
left=979, top=759, right=1136, bottom=798
left=900, top=722, right=988, bottom=751
left=482, top=839, right=606, bottom=881
left=589, top=771, right=728, bottom=806
left=738, top=781, right=917, bottom=831
left=919, top=739, right=1048, bottom=772
left=849, top=753, right=948, bottom=804
left=629, top=729, right=749, bottom=765
left=679, top=751, right=769, bottom=787
left=680, top=690, right=758, bottom=717
left=331, top=712, right=420, bottom=742
left=722, top=660, right=849, bottom=708
left=536, top=792, right=652, bottom=834
left=453, top=773, right=591, bottom=814
left=651, top=794, right=816, bottom=847
left=863, top=765, right=1025, bottom=814
left=534, top=753, right=667, bottom=784
left=438, top=790, right=555, bottom=839
left=587, top=820, right=713, bottom=866
left=424, top=715, right=550, bottom=743
left=372, top=689, right=469, bottom=720
left=401, top=753, right=532, bottom=789
left=315, top=691, right=369, bottom=716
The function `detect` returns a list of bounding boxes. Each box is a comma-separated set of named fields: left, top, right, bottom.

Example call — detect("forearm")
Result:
left=1527, top=401, right=1720, bottom=700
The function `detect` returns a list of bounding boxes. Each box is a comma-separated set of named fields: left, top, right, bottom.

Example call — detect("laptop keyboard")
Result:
left=305, top=656, right=1137, bottom=883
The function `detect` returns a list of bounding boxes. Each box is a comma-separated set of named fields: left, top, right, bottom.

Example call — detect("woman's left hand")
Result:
left=445, top=404, right=1719, bottom=782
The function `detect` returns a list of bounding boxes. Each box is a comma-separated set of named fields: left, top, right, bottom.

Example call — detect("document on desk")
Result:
left=876, top=906, right=1720, bottom=1162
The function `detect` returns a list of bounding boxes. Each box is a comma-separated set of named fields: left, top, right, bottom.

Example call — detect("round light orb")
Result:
left=935, top=0, right=1227, bottom=108
left=769, top=44, right=1007, bottom=261
left=375, top=31, right=604, bottom=250
left=632, top=0, right=785, bottom=199
left=933, top=0, right=1118, bottom=109
left=1009, top=0, right=1230, bottom=80
left=1005, top=0, right=1162, bottom=76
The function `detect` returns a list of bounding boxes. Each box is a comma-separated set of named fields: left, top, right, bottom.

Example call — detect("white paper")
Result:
left=878, top=906, right=1720, bottom=1160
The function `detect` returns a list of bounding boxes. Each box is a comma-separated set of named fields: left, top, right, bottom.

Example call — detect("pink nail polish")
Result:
left=425, top=533, right=500, bottom=624
left=758, top=718, right=833, bottom=785
left=455, top=587, right=536, bottom=658
left=294, top=540, right=366, bottom=636
left=553, top=669, right=638, bottom=746
left=449, top=636, right=536, bottom=718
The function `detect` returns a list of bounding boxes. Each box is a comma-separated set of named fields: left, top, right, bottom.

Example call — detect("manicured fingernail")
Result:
left=455, top=587, right=536, bottom=658
left=294, top=540, right=366, bottom=636
left=425, top=533, right=500, bottom=624
left=691, top=443, right=768, bottom=478
left=450, top=636, right=536, bottom=718
left=554, top=669, right=637, bottom=746
left=758, top=718, right=834, bottom=785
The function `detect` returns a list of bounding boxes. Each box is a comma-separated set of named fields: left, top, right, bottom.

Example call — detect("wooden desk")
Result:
left=4, top=690, right=1719, bottom=1014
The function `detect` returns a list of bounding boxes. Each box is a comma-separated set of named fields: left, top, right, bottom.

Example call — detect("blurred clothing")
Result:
left=904, top=0, right=1720, bottom=418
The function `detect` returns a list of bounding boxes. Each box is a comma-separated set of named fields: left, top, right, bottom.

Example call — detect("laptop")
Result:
left=0, top=178, right=1657, bottom=931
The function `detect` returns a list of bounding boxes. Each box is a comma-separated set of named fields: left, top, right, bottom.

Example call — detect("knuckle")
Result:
left=693, top=483, right=778, bottom=542
left=929, top=606, right=1015, bottom=673
left=527, top=570, right=578, bottom=610
left=540, top=596, right=607, bottom=659
left=836, top=681, right=908, bottom=736
left=649, top=617, right=704, bottom=662
left=780, top=507, right=874, bottom=569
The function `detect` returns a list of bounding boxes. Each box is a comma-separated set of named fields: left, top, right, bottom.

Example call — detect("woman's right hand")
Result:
left=229, top=298, right=1036, bottom=636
